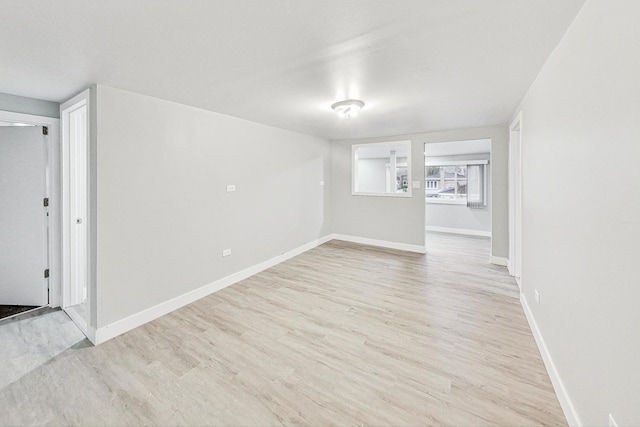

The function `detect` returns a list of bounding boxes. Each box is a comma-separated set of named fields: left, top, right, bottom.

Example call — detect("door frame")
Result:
left=509, top=112, right=523, bottom=289
left=0, top=110, right=61, bottom=308
left=60, top=89, right=91, bottom=336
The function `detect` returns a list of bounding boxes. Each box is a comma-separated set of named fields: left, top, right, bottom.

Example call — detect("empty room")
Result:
left=0, top=0, right=638, bottom=426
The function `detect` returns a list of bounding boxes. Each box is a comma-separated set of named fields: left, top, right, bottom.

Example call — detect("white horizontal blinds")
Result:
left=467, top=164, right=486, bottom=208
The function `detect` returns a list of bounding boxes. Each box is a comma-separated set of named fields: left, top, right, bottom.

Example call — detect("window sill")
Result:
left=425, top=199, right=467, bottom=205
left=353, top=191, right=412, bottom=198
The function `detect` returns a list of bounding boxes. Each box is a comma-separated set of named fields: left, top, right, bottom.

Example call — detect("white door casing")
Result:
left=61, top=89, right=90, bottom=332
left=509, top=113, right=523, bottom=288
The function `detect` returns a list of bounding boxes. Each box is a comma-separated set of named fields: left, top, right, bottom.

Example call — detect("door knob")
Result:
left=76, top=218, right=82, bottom=224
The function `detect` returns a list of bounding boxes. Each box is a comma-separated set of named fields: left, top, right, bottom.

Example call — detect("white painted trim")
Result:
left=352, top=140, right=413, bottom=198
left=520, top=293, right=581, bottom=427
left=425, top=198, right=467, bottom=205
left=0, top=110, right=61, bottom=309
left=351, top=191, right=412, bottom=198
left=60, top=89, right=92, bottom=340
left=331, top=233, right=426, bottom=254
left=65, top=303, right=88, bottom=336
left=509, top=112, right=523, bottom=283
left=425, top=160, right=488, bottom=166
left=0, top=111, right=58, bottom=127
left=86, top=327, right=97, bottom=345
left=94, top=234, right=333, bottom=344
left=490, top=255, right=508, bottom=266
left=92, top=233, right=427, bottom=344
left=425, top=225, right=491, bottom=237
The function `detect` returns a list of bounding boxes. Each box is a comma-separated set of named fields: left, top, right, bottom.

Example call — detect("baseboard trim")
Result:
left=425, top=226, right=491, bottom=237
left=331, top=233, right=426, bottom=254
left=520, top=293, right=581, bottom=426
left=490, top=255, right=508, bottom=266
left=94, top=233, right=427, bottom=344
left=94, top=234, right=333, bottom=345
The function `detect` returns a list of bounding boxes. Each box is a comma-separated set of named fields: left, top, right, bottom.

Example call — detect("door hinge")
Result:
left=42, top=126, right=48, bottom=136
left=43, top=197, right=49, bottom=207
left=44, top=269, right=50, bottom=278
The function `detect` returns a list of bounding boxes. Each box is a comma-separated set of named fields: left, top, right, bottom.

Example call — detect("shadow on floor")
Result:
left=0, top=305, right=39, bottom=321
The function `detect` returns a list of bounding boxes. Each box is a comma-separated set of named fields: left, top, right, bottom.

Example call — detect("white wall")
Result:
left=0, top=92, right=59, bottom=118
left=515, top=1, right=640, bottom=425
left=426, top=203, right=490, bottom=234
left=95, top=85, right=331, bottom=328
left=425, top=153, right=491, bottom=234
left=331, top=126, right=508, bottom=257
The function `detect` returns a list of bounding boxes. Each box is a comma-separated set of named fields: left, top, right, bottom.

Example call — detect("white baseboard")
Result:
left=331, top=233, right=426, bottom=254
left=425, top=225, right=491, bottom=237
left=94, top=234, right=333, bottom=345
left=490, top=255, right=508, bottom=266
left=520, top=293, right=581, bottom=427
left=93, top=233, right=427, bottom=344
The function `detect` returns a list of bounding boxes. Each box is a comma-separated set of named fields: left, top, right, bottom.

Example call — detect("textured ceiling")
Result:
left=0, top=0, right=585, bottom=139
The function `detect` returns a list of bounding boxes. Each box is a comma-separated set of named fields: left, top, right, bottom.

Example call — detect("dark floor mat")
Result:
left=0, top=305, right=39, bottom=320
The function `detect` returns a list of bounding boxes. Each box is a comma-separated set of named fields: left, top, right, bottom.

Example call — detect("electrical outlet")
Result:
left=412, top=181, right=421, bottom=188
left=609, top=413, right=618, bottom=427
left=534, top=289, right=540, bottom=304
left=222, top=249, right=232, bottom=257
left=226, top=184, right=236, bottom=192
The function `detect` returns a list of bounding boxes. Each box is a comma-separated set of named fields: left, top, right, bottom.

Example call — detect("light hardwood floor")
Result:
left=0, top=233, right=565, bottom=426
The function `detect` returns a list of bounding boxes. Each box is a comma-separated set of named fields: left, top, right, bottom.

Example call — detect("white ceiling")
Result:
left=0, top=0, right=585, bottom=140
left=425, top=138, right=491, bottom=157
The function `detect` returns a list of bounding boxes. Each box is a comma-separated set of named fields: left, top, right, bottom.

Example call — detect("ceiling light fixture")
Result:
left=331, top=99, right=365, bottom=118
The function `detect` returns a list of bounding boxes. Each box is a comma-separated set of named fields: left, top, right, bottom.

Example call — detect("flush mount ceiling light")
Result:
left=331, top=99, right=365, bottom=118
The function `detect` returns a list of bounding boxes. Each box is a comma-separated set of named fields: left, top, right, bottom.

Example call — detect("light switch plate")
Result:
left=412, top=181, right=421, bottom=189
left=222, top=248, right=232, bottom=257
left=226, top=184, right=236, bottom=192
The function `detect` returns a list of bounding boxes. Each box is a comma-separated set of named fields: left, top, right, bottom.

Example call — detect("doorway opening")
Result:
left=424, top=139, right=491, bottom=249
left=0, top=114, right=57, bottom=321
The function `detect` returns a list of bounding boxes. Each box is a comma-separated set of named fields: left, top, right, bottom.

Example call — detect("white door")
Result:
left=61, top=91, right=89, bottom=314
left=68, top=104, right=87, bottom=307
left=0, top=126, right=49, bottom=306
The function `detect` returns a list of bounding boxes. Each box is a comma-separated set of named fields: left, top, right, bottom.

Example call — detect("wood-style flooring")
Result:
left=0, top=233, right=565, bottom=426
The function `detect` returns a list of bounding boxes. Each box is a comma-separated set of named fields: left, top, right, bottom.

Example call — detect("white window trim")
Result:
left=352, top=140, right=412, bottom=198
left=426, top=198, right=467, bottom=205
left=425, top=160, right=488, bottom=167
left=425, top=160, right=488, bottom=206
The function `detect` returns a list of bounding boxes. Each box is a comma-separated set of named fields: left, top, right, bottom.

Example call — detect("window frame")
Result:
left=352, top=140, right=412, bottom=198
left=425, top=160, right=488, bottom=205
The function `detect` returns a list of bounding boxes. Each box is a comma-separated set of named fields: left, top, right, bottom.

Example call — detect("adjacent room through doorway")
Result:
left=424, top=139, right=492, bottom=257
left=0, top=121, right=50, bottom=321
